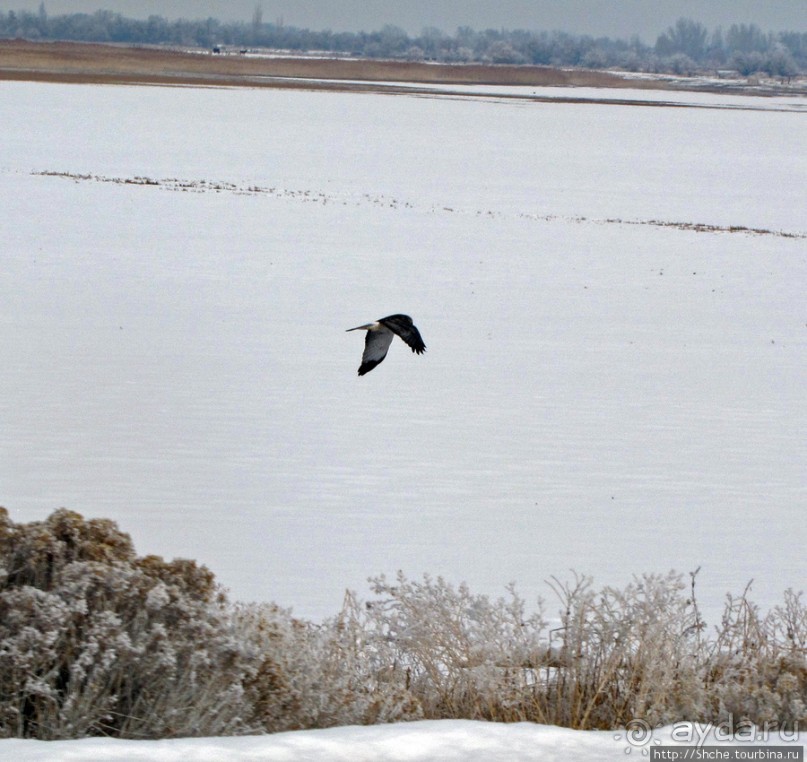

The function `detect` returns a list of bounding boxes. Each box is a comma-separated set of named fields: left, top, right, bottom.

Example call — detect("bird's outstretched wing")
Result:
left=379, top=314, right=426, bottom=355
left=358, top=327, right=395, bottom=376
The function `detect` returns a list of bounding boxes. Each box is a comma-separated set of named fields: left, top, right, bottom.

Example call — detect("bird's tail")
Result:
left=346, top=323, right=376, bottom=332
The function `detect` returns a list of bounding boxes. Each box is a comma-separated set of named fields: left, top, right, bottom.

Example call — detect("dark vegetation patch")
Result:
left=32, top=170, right=807, bottom=240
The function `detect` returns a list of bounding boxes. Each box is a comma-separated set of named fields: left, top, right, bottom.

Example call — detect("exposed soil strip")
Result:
left=32, top=170, right=806, bottom=240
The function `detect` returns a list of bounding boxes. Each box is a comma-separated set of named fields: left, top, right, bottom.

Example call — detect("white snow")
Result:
left=261, top=76, right=807, bottom=111
left=3, top=720, right=805, bottom=761
left=0, top=78, right=805, bottom=629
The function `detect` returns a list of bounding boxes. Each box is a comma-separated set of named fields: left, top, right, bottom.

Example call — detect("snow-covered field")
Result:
left=5, top=719, right=806, bottom=761
left=1, top=78, right=805, bottom=635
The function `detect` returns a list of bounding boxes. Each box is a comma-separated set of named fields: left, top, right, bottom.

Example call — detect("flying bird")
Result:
left=346, top=314, right=426, bottom=376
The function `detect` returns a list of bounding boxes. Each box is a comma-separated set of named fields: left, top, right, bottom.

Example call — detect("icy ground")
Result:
left=1, top=78, right=805, bottom=625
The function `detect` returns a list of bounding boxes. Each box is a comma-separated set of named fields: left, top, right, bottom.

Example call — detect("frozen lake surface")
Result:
left=1, top=80, right=805, bottom=623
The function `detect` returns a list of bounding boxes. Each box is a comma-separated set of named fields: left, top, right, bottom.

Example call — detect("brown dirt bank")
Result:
left=0, top=38, right=658, bottom=91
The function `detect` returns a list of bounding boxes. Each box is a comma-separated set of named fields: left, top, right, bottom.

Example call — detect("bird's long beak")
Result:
left=346, top=323, right=375, bottom=332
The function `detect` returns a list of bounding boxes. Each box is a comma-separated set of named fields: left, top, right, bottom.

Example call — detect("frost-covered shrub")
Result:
left=320, top=570, right=806, bottom=732
left=235, top=595, right=422, bottom=732
left=351, top=571, right=708, bottom=729
left=540, top=571, right=708, bottom=728
left=0, top=508, right=252, bottom=739
left=360, top=573, right=547, bottom=722
left=705, top=587, right=807, bottom=730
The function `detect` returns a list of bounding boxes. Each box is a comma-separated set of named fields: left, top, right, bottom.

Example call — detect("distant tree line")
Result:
left=1, top=4, right=804, bottom=78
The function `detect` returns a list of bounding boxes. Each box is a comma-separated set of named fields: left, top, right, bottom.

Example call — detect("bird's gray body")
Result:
left=346, top=314, right=426, bottom=375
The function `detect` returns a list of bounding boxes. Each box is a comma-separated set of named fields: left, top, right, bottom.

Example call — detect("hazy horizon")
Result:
left=3, top=1, right=805, bottom=41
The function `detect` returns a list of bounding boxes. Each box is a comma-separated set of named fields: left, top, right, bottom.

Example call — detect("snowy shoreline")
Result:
left=3, top=720, right=805, bottom=761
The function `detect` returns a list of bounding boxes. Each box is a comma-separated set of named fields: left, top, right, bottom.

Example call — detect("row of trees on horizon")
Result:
left=0, top=5, right=805, bottom=78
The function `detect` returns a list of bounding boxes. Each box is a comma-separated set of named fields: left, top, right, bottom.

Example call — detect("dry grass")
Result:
left=0, top=38, right=655, bottom=92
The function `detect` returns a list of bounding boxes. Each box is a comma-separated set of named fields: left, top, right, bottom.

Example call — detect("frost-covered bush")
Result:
left=540, top=571, right=708, bottom=728
left=704, top=587, right=807, bottom=730
left=0, top=508, right=252, bottom=739
left=360, top=573, right=548, bottom=722
left=344, top=570, right=806, bottom=731
left=235, top=595, right=422, bottom=732
left=345, top=570, right=708, bottom=729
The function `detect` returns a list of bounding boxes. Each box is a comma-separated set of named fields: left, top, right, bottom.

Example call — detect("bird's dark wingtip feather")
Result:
left=358, top=359, right=383, bottom=376
left=379, top=315, right=426, bottom=355
left=408, top=336, right=426, bottom=354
